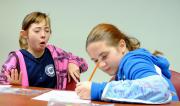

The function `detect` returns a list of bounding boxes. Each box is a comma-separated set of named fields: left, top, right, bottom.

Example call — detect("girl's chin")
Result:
left=106, top=70, right=116, bottom=76
left=104, top=68, right=113, bottom=74
left=36, top=47, right=45, bottom=52
left=39, top=43, right=46, bottom=48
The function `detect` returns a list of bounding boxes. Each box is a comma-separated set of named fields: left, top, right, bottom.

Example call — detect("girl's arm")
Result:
left=63, top=50, right=88, bottom=82
left=67, top=52, right=88, bottom=73
left=76, top=75, right=171, bottom=104
left=51, top=45, right=88, bottom=83
left=51, top=45, right=88, bottom=73
left=0, top=52, right=19, bottom=84
left=91, top=56, right=172, bottom=103
left=101, top=75, right=172, bottom=104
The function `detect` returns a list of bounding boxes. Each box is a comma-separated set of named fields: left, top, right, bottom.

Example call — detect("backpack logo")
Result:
left=45, top=64, right=55, bottom=77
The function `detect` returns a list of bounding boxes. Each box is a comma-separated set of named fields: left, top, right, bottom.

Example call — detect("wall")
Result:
left=0, top=0, right=180, bottom=82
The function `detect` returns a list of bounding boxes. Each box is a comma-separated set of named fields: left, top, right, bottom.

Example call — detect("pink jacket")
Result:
left=0, top=44, right=88, bottom=90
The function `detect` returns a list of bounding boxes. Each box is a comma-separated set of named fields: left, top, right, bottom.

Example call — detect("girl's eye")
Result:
left=101, top=55, right=107, bottom=60
left=93, top=59, right=98, bottom=63
left=101, top=53, right=109, bottom=60
left=45, top=30, right=50, bottom=33
left=34, top=30, right=40, bottom=33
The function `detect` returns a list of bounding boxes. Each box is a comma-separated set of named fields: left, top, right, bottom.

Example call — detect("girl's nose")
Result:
left=99, top=61, right=106, bottom=68
left=41, top=31, right=46, bottom=38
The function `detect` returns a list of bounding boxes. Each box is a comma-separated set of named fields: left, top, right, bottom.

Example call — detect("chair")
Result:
left=66, top=79, right=77, bottom=91
left=171, top=70, right=180, bottom=99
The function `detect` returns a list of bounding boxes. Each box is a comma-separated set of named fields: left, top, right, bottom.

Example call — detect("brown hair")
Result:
left=19, top=11, right=51, bottom=49
left=86, top=23, right=140, bottom=51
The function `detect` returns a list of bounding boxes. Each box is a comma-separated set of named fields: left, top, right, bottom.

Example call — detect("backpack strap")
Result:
left=15, top=51, right=29, bottom=87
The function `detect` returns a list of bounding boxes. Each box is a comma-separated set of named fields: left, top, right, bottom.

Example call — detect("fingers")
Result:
left=14, top=69, right=19, bottom=80
left=68, top=73, right=71, bottom=83
left=6, top=69, right=14, bottom=84
left=71, top=73, right=79, bottom=83
left=11, top=69, right=19, bottom=80
left=6, top=74, right=12, bottom=82
left=5, top=69, right=22, bottom=85
left=11, top=69, right=15, bottom=80
left=78, top=90, right=88, bottom=99
left=73, top=70, right=80, bottom=79
left=19, top=71, right=22, bottom=83
left=75, top=84, right=82, bottom=97
left=69, top=70, right=80, bottom=83
left=75, top=83, right=90, bottom=100
left=76, top=82, right=81, bottom=86
left=68, top=63, right=80, bottom=83
left=75, top=82, right=82, bottom=94
left=75, top=82, right=81, bottom=90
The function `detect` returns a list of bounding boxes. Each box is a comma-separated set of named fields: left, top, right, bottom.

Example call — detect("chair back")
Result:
left=171, top=70, right=180, bottom=99
left=66, top=79, right=77, bottom=91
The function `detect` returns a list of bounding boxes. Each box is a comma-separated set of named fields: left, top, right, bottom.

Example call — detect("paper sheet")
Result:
left=0, top=84, right=11, bottom=88
left=32, top=90, right=90, bottom=104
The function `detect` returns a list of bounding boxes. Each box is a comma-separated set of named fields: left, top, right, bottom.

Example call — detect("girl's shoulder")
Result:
left=123, top=48, right=151, bottom=60
left=46, top=44, right=68, bottom=58
left=2, top=50, right=22, bottom=72
left=6, top=50, right=22, bottom=62
left=47, top=44, right=63, bottom=52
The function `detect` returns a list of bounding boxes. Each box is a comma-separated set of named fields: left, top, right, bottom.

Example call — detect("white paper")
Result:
left=32, top=90, right=90, bottom=104
left=0, top=84, right=11, bottom=88
left=0, top=84, right=12, bottom=92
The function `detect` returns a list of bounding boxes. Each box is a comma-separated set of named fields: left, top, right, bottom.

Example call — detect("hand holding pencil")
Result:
left=75, top=63, right=99, bottom=99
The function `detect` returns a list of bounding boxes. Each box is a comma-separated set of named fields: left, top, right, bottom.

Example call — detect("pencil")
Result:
left=88, top=62, right=99, bottom=81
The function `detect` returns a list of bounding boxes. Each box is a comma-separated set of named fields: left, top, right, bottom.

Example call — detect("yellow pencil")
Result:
left=88, top=62, right=99, bottom=81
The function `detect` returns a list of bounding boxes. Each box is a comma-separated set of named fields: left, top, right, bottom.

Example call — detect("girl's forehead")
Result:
left=88, top=41, right=109, bottom=48
left=87, top=41, right=110, bottom=55
left=30, top=20, right=50, bottom=28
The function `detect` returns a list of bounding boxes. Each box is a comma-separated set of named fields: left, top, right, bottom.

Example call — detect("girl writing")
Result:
left=75, top=23, right=178, bottom=103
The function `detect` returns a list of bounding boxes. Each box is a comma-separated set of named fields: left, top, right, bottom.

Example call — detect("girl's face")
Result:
left=26, top=20, right=51, bottom=53
left=87, top=40, right=127, bottom=76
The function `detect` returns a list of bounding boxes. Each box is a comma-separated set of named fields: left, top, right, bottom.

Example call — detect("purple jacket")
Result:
left=0, top=44, right=88, bottom=90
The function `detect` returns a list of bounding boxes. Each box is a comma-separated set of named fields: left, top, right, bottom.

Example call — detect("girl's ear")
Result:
left=20, top=30, right=28, bottom=38
left=118, top=39, right=126, bottom=54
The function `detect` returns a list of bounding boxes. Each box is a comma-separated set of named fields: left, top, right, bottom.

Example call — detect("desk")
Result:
left=0, top=86, right=179, bottom=106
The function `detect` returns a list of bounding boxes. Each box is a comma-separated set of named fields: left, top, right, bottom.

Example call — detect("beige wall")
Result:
left=0, top=0, right=180, bottom=82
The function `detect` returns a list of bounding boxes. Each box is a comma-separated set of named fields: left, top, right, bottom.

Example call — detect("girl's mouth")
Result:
left=40, top=42, right=46, bottom=46
left=40, top=41, right=45, bottom=44
left=104, top=67, right=111, bottom=72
